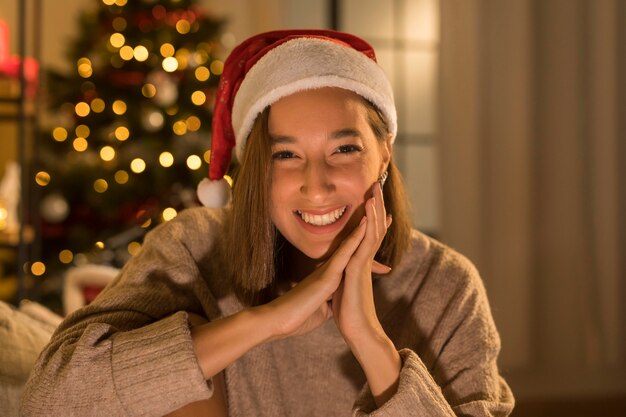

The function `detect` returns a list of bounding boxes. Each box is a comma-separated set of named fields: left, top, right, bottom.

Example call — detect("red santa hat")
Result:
left=197, top=29, right=397, bottom=207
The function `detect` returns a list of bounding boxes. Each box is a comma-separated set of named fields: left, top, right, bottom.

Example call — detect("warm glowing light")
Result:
left=115, top=170, right=129, bottom=184
left=31, top=262, right=46, bottom=276
left=114, top=126, right=130, bottom=141
left=127, top=241, right=142, bottom=256
left=186, top=116, right=201, bottom=131
left=112, top=100, right=127, bottom=115
left=112, top=17, right=126, bottom=31
left=172, top=120, right=187, bottom=135
left=120, top=45, right=134, bottom=60
left=186, top=155, right=202, bottom=170
left=110, top=33, right=125, bottom=48
left=59, top=250, right=74, bottom=264
left=195, top=66, right=210, bottom=81
left=52, top=127, right=68, bottom=142
left=94, top=179, right=108, bottom=193
left=75, top=124, right=90, bottom=138
left=194, top=50, right=209, bottom=65
left=210, top=60, right=224, bottom=75
left=174, top=48, right=189, bottom=70
left=166, top=105, right=178, bottom=116
left=224, top=175, right=233, bottom=187
left=141, top=218, right=152, bottom=228
left=100, top=146, right=116, bottom=161
left=95, top=241, right=105, bottom=249
left=75, top=102, right=90, bottom=117
left=115, top=0, right=127, bottom=6
left=191, top=91, right=206, bottom=106
left=148, top=111, right=164, bottom=128
left=91, top=98, right=105, bottom=113
left=176, top=19, right=191, bottom=34
left=162, top=207, right=178, bottom=221
left=130, top=158, right=146, bottom=173
left=141, top=83, right=156, bottom=98
left=159, top=152, right=174, bottom=167
left=162, top=57, right=178, bottom=72
left=102, top=0, right=115, bottom=5
left=134, top=45, right=149, bottom=61
left=73, top=137, right=88, bottom=152
left=78, top=63, right=93, bottom=78
left=203, top=150, right=211, bottom=163
left=35, top=171, right=50, bottom=186
left=160, top=43, right=175, bottom=57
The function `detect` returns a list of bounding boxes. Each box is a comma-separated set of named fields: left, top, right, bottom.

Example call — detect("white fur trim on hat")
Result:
left=232, top=37, right=396, bottom=161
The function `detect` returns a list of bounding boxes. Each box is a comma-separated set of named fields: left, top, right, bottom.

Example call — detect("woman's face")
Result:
left=268, top=87, right=391, bottom=261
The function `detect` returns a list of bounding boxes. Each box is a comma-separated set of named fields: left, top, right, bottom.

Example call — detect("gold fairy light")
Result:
left=194, top=50, right=209, bottom=65
left=112, top=17, right=126, bottom=31
left=186, top=116, right=201, bottom=131
left=203, top=150, right=211, bottom=163
left=100, top=146, right=116, bottom=161
left=35, top=171, right=51, bottom=186
left=172, top=120, right=187, bottom=135
left=195, top=66, right=210, bottom=81
left=141, top=218, right=152, bottom=228
left=110, top=33, right=125, bottom=48
left=114, top=126, right=130, bottom=141
left=175, top=48, right=189, bottom=70
left=59, top=250, right=74, bottom=264
left=130, top=158, right=146, bottom=173
left=141, top=83, right=156, bottom=98
left=176, top=19, right=191, bottom=34
left=133, top=45, right=149, bottom=62
left=114, top=170, right=129, bottom=184
left=31, top=262, right=46, bottom=277
left=186, top=155, right=202, bottom=170
left=165, top=105, right=178, bottom=116
left=112, top=99, right=127, bottom=115
left=95, top=241, right=105, bottom=249
left=115, top=0, right=128, bottom=6
left=159, top=152, right=174, bottom=167
left=73, top=137, right=88, bottom=152
left=75, top=102, right=91, bottom=117
left=162, top=56, right=178, bottom=72
left=162, top=207, right=177, bottom=221
left=191, top=91, right=206, bottom=106
left=210, top=60, right=224, bottom=75
left=102, top=0, right=115, bottom=5
left=91, top=98, right=105, bottom=113
left=94, top=179, right=108, bottom=193
left=75, top=124, right=90, bottom=138
left=127, top=241, right=141, bottom=256
left=224, top=175, right=233, bottom=187
left=52, top=127, right=68, bottom=142
left=120, top=45, right=134, bottom=60
left=78, top=63, right=93, bottom=78
left=160, top=43, right=175, bottom=57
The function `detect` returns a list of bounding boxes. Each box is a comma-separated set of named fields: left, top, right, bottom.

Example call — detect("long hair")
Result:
left=224, top=98, right=411, bottom=306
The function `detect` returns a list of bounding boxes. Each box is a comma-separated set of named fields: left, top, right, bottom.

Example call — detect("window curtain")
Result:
left=439, top=0, right=625, bottom=397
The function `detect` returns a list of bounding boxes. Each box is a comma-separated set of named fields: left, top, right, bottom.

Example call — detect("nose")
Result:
left=299, top=159, right=335, bottom=201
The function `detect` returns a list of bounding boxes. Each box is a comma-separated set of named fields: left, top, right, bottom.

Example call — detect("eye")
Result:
left=272, top=150, right=296, bottom=160
left=335, top=144, right=363, bottom=154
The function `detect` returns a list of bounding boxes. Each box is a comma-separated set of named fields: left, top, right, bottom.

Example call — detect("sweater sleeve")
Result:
left=20, top=208, right=225, bottom=417
left=352, top=245, right=514, bottom=417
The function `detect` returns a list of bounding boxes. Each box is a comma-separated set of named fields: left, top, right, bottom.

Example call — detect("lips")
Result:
left=296, top=206, right=347, bottom=226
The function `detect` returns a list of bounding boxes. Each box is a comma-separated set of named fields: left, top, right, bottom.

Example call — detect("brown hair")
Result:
left=224, top=98, right=411, bottom=305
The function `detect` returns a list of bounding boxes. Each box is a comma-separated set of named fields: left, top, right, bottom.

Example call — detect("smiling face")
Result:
left=268, top=87, right=391, bottom=261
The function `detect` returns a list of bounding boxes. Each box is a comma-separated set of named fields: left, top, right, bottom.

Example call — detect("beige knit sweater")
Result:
left=21, top=207, right=514, bottom=417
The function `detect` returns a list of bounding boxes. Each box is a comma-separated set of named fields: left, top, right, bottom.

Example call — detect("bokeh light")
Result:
left=159, top=152, right=174, bottom=167
left=130, top=158, right=146, bottom=173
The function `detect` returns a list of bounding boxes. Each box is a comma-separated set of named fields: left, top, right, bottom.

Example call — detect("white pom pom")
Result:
left=197, top=177, right=232, bottom=207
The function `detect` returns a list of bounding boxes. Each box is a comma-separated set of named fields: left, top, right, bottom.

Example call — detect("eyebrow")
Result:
left=269, top=128, right=363, bottom=144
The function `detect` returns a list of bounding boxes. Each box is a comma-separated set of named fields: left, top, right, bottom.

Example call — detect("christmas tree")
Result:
left=36, top=0, right=225, bottom=294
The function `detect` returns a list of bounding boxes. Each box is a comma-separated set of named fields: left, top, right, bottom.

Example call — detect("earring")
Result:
left=378, top=171, right=388, bottom=187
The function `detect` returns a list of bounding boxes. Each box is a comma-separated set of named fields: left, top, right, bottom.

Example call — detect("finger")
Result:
left=373, top=182, right=387, bottom=239
left=371, top=260, right=392, bottom=274
left=325, top=216, right=367, bottom=274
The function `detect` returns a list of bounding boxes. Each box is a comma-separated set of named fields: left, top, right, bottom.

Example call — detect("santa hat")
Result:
left=197, top=29, right=397, bottom=207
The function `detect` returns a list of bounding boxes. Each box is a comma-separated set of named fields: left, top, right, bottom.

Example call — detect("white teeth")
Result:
left=298, top=207, right=346, bottom=226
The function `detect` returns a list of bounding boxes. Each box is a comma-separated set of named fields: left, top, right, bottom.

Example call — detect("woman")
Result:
left=22, top=30, right=514, bottom=417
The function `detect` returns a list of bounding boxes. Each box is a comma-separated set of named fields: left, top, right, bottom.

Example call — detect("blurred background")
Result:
left=0, top=0, right=624, bottom=416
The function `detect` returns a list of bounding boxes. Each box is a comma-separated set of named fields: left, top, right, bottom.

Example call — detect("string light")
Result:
left=195, top=66, right=210, bottom=81
left=160, top=43, right=175, bottom=57
left=78, top=61, right=93, bottom=78
left=76, top=124, right=90, bottom=138
left=141, top=83, right=156, bottom=98
left=120, top=45, right=134, bottom=60
left=186, top=155, right=202, bottom=170
left=162, top=207, right=177, bottom=221
left=95, top=241, right=105, bottom=249
left=210, top=60, right=224, bottom=75
left=112, top=100, right=127, bottom=115
left=31, top=262, right=46, bottom=277
left=114, top=126, right=130, bottom=141
left=52, top=127, right=68, bottom=142
left=75, top=102, right=91, bottom=117
left=73, top=137, right=88, bottom=152
left=186, top=116, right=201, bottom=131
left=91, top=98, right=105, bottom=113
left=100, top=146, right=116, bottom=161
left=114, top=170, right=129, bottom=184
left=115, top=0, right=128, bottom=6
left=94, top=179, right=108, bottom=193
left=176, top=20, right=191, bottom=34
left=191, top=91, right=206, bottom=106
left=102, top=0, right=115, bottom=5
left=59, top=250, right=74, bottom=264
left=162, top=57, right=178, bottom=72
left=109, top=33, right=125, bottom=48
left=35, top=171, right=51, bottom=186
left=130, top=158, right=146, bottom=173
left=174, top=48, right=190, bottom=70
left=172, top=120, right=187, bottom=135
left=133, top=45, right=149, bottom=61
left=141, top=218, right=152, bottom=228
left=165, top=105, right=178, bottom=116
left=112, top=17, right=126, bottom=31
left=203, top=150, right=211, bottom=163
left=128, top=241, right=142, bottom=256
left=159, top=152, right=174, bottom=167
